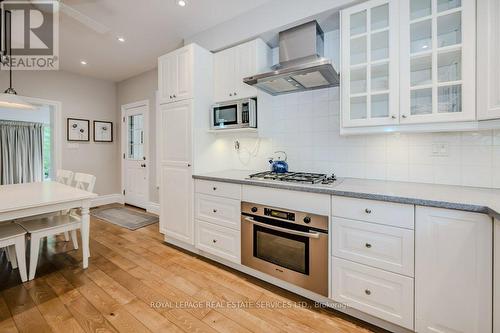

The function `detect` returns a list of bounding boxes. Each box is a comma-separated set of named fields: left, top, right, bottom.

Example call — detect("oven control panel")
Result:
left=264, top=208, right=295, bottom=221
left=241, top=201, right=328, bottom=232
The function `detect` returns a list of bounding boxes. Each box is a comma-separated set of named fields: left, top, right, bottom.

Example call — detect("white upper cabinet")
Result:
left=477, top=0, right=500, bottom=120
left=214, top=39, right=271, bottom=103
left=415, top=206, right=492, bottom=333
left=400, top=0, right=476, bottom=124
left=341, top=0, right=400, bottom=127
left=341, top=0, right=476, bottom=130
left=159, top=45, right=193, bottom=104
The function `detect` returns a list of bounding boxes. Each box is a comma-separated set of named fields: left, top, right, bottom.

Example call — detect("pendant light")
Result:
left=0, top=6, right=35, bottom=110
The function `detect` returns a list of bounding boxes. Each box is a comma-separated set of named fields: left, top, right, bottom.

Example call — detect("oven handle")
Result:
left=243, top=217, right=321, bottom=239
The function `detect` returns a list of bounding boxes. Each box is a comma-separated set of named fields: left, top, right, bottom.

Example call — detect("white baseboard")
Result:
left=91, top=193, right=124, bottom=208
left=146, top=202, right=160, bottom=215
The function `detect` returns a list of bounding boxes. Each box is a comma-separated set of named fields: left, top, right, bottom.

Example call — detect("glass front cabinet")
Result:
left=341, top=0, right=475, bottom=128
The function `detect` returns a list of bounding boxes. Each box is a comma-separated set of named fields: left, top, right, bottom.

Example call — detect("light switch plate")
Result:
left=431, top=142, right=449, bottom=156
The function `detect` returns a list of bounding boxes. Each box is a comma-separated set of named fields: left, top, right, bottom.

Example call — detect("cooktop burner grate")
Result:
left=248, top=171, right=337, bottom=185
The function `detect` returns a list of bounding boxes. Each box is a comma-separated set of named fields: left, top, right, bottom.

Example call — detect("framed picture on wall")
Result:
left=67, top=118, right=90, bottom=141
left=93, top=120, right=113, bottom=142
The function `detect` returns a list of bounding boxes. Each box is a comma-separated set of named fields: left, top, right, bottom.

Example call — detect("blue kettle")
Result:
left=269, top=151, right=289, bottom=173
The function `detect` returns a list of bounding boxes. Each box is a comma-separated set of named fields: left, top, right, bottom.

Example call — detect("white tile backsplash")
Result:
left=216, top=86, right=500, bottom=189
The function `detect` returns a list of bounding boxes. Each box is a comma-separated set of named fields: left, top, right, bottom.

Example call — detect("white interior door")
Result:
left=122, top=103, right=149, bottom=209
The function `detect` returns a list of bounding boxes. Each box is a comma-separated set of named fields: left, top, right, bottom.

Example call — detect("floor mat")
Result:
left=91, top=206, right=158, bottom=230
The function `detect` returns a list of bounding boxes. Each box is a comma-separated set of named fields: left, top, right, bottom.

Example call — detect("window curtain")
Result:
left=0, top=120, right=44, bottom=185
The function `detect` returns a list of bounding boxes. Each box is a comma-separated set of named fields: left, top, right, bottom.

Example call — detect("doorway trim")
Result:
left=120, top=99, right=150, bottom=208
left=21, top=95, right=63, bottom=179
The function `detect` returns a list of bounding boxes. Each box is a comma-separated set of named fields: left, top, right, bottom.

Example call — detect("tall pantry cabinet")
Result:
left=158, top=44, right=213, bottom=245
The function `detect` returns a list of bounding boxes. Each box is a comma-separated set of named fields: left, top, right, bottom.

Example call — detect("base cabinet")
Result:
left=332, top=257, right=414, bottom=330
left=415, top=207, right=492, bottom=333
left=495, top=219, right=500, bottom=333
left=160, top=163, right=193, bottom=244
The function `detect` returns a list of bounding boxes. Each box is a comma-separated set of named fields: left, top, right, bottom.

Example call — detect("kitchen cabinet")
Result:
left=495, top=219, right=500, bottom=333
left=399, top=0, right=476, bottom=124
left=159, top=100, right=193, bottom=243
left=213, top=39, right=271, bottom=103
left=341, top=0, right=476, bottom=130
left=332, top=257, right=414, bottom=330
left=415, top=206, right=492, bottom=333
left=160, top=162, right=193, bottom=243
left=157, top=44, right=213, bottom=243
left=158, top=45, right=193, bottom=104
left=341, top=0, right=400, bottom=127
left=477, top=0, right=500, bottom=120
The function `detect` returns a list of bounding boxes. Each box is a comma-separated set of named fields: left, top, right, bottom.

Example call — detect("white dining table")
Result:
left=0, top=181, right=97, bottom=268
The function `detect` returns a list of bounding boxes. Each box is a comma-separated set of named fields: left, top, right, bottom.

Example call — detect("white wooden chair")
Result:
left=0, top=223, right=27, bottom=282
left=56, top=169, right=74, bottom=186
left=56, top=169, right=74, bottom=241
left=17, top=172, right=96, bottom=280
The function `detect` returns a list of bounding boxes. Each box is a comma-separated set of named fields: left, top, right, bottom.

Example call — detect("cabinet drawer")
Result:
left=196, top=220, right=240, bottom=264
left=195, top=194, right=241, bottom=230
left=332, top=218, right=414, bottom=276
left=195, top=180, right=241, bottom=200
left=332, top=258, right=414, bottom=330
left=332, top=196, right=414, bottom=229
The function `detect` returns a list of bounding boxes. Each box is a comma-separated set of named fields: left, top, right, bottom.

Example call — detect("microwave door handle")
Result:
left=243, top=217, right=320, bottom=239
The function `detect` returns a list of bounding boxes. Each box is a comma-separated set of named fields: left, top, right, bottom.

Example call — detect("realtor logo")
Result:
left=1, top=0, right=59, bottom=70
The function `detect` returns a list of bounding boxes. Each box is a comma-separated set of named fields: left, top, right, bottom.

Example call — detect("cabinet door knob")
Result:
left=212, top=239, right=217, bottom=243
left=402, top=115, right=408, bottom=119
left=173, top=94, right=176, bottom=98
left=365, top=243, right=372, bottom=248
left=234, top=92, right=237, bottom=96
left=169, top=95, right=172, bottom=99
left=365, top=289, right=371, bottom=296
left=213, top=187, right=217, bottom=191
left=391, top=115, right=396, bottom=119
left=213, top=209, right=217, bottom=213
left=229, top=93, right=233, bottom=97
left=365, top=208, right=372, bottom=214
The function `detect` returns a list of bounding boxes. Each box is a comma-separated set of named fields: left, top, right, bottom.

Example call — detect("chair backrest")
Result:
left=56, top=169, right=74, bottom=186
left=73, top=173, right=96, bottom=193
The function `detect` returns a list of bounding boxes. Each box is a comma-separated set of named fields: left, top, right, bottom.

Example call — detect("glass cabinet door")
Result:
left=401, top=0, right=475, bottom=123
left=342, top=0, right=399, bottom=127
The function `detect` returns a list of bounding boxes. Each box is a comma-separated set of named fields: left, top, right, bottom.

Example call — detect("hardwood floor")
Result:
left=0, top=206, right=385, bottom=333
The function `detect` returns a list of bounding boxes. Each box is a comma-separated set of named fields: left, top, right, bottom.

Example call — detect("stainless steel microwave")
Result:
left=210, top=98, right=257, bottom=130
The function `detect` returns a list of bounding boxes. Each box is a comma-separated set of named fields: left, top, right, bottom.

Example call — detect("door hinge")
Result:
left=123, top=153, right=125, bottom=159
left=123, top=189, right=125, bottom=195
left=122, top=116, right=125, bottom=122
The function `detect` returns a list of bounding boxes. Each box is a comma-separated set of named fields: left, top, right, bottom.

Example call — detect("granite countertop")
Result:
left=193, top=170, right=500, bottom=219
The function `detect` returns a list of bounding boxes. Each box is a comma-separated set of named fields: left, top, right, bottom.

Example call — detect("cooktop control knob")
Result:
left=303, top=216, right=311, bottom=224
left=251, top=207, right=258, bottom=213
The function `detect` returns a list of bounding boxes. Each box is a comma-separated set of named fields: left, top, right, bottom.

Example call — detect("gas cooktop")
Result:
left=248, top=171, right=337, bottom=185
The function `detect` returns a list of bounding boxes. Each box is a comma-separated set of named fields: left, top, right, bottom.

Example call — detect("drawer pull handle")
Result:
left=213, top=209, right=217, bottom=213
left=213, top=187, right=217, bottom=191
left=365, top=243, right=372, bottom=248
left=365, top=289, right=371, bottom=296
left=365, top=208, right=372, bottom=214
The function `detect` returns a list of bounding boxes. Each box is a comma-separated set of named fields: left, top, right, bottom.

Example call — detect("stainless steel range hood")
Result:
left=243, top=21, right=339, bottom=96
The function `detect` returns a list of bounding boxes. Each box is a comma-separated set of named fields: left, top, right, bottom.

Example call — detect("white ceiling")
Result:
left=58, top=0, right=274, bottom=82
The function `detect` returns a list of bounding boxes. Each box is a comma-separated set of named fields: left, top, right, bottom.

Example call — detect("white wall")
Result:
left=116, top=68, right=159, bottom=203
left=0, top=70, right=119, bottom=196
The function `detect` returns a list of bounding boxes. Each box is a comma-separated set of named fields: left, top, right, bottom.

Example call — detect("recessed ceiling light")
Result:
left=117, top=37, right=125, bottom=43
left=178, top=0, right=187, bottom=7
left=80, top=60, right=88, bottom=65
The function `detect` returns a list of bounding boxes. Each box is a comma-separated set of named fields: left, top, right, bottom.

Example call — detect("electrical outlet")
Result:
left=431, top=142, right=449, bottom=157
